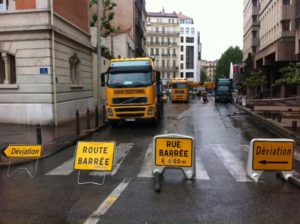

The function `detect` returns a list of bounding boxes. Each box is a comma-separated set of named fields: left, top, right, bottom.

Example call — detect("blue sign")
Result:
left=40, top=68, right=48, bottom=75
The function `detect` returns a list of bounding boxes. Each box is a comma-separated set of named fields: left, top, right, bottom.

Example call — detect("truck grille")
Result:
left=117, top=113, right=144, bottom=118
left=175, top=90, right=184, bottom=94
left=115, top=108, right=145, bottom=112
left=113, top=97, right=147, bottom=104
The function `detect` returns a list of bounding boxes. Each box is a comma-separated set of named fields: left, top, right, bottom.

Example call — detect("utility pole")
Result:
left=97, top=0, right=102, bottom=122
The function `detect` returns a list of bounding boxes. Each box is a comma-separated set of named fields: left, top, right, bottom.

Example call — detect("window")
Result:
left=156, top=48, right=159, bottom=55
left=148, top=18, right=151, bottom=22
left=69, top=53, right=81, bottom=84
left=0, top=0, right=7, bottom=11
left=167, top=48, right=170, bottom=55
left=186, top=28, right=189, bottom=34
left=186, top=46, right=194, bottom=69
left=150, top=48, right=154, bottom=55
left=283, top=0, right=290, bottom=5
left=180, top=72, right=184, bottom=78
left=181, top=37, right=184, bottom=43
left=282, top=20, right=290, bottom=31
left=186, top=72, right=194, bottom=78
left=186, top=37, right=194, bottom=43
left=162, top=60, right=165, bottom=67
left=172, top=49, right=176, bottom=56
left=181, top=46, right=184, bottom=52
left=173, top=60, right=176, bottom=67
left=180, top=63, right=184, bottom=69
left=180, top=27, right=184, bottom=34
left=0, top=52, right=16, bottom=84
left=180, top=55, right=184, bottom=61
left=191, top=28, right=195, bottom=34
left=167, top=60, right=170, bottom=68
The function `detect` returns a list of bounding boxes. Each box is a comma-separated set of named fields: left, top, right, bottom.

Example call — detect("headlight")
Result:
left=107, top=108, right=113, bottom=116
left=148, top=107, right=153, bottom=115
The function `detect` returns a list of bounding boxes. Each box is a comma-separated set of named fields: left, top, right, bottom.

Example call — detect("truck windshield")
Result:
left=172, top=83, right=187, bottom=89
left=217, top=86, right=230, bottom=91
left=107, top=72, right=153, bottom=87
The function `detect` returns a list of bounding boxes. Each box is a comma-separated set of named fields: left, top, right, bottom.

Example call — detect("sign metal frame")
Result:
left=73, top=141, right=116, bottom=186
left=247, top=138, right=295, bottom=182
left=2, top=144, right=43, bottom=178
left=152, top=134, right=195, bottom=180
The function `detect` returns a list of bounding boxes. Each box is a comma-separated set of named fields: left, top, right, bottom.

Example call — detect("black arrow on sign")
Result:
left=258, top=160, right=288, bottom=165
left=0, top=145, right=9, bottom=158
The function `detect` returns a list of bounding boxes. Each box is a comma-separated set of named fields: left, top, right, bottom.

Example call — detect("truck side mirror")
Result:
left=101, top=72, right=106, bottom=87
left=156, top=71, right=161, bottom=81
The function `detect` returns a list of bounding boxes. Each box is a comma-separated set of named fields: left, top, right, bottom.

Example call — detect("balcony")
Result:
left=160, top=42, right=178, bottom=46
left=146, top=41, right=161, bottom=46
left=157, top=66, right=178, bottom=72
left=146, top=30, right=179, bottom=36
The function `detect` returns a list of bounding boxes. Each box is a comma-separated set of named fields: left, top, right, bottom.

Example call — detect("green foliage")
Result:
left=244, top=53, right=253, bottom=78
left=90, top=0, right=117, bottom=37
left=215, top=46, right=243, bottom=80
left=245, top=70, right=267, bottom=88
left=276, top=63, right=300, bottom=85
left=200, top=68, right=208, bottom=82
left=101, top=46, right=113, bottom=59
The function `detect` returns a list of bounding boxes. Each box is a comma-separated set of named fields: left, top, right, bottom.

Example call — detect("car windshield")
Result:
left=107, top=72, right=153, bottom=87
left=172, top=83, right=187, bottom=89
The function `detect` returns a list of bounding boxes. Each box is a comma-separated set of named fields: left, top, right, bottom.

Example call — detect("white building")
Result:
left=177, top=12, right=201, bottom=83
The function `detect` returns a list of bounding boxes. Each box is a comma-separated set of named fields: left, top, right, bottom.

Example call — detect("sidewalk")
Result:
left=0, top=115, right=107, bottom=167
left=236, top=103, right=300, bottom=144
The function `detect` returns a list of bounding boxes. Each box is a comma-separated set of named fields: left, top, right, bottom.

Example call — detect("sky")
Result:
left=146, top=0, right=243, bottom=61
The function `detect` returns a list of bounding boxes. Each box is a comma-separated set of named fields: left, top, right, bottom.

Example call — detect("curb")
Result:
left=235, top=104, right=300, bottom=144
left=0, top=122, right=108, bottom=167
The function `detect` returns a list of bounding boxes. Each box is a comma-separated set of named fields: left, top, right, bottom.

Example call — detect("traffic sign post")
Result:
left=152, top=134, right=195, bottom=192
left=247, top=138, right=295, bottom=182
left=2, top=145, right=43, bottom=178
left=73, top=141, right=115, bottom=186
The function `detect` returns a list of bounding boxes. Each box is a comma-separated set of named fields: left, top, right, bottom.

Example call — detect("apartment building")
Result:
left=146, top=9, right=201, bottom=86
left=146, top=10, right=179, bottom=86
left=243, top=0, right=298, bottom=97
left=243, top=0, right=260, bottom=61
left=0, top=0, right=93, bottom=125
left=200, top=60, right=217, bottom=82
left=178, top=12, right=201, bottom=83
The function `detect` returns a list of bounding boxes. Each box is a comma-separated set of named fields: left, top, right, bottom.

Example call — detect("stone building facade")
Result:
left=0, top=0, right=94, bottom=125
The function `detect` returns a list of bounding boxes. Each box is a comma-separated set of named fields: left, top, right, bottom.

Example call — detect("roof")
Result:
left=147, top=11, right=178, bottom=18
left=176, top=12, right=192, bottom=20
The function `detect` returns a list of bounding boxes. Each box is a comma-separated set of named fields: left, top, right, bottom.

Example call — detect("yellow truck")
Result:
left=105, top=57, right=164, bottom=126
left=170, top=78, right=189, bottom=103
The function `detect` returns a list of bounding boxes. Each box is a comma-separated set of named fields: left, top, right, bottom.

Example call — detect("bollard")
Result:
left=102, top=104, right=106, bottom=124
left=95, top=105, right=99, bottom=127
left=87, top=108, right=90, bottom=130
left=292, top=120, right=297, bottom=131
left=76, top=110, right=80, bottom=135
left=36, top=124, right=42, bottom=145
left=277, top=114, right=282, bottom=123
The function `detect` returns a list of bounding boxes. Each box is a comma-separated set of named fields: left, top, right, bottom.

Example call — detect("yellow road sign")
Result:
left=155, top=137, right=193, bottom=167
left=2, top=145, right=42, bottom=158
left=74, top=142, right=115, bottom=171
left=252, top=140, right=294, bottom=171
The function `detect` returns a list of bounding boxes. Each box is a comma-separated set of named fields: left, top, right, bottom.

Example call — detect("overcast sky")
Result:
left=145, top=0, right=243, bottom=61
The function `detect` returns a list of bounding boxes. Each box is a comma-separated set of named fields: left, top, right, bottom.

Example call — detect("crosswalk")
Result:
left=44, top=142, right=299, bottom=183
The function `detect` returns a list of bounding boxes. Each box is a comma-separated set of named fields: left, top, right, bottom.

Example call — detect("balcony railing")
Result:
left=146, top=31, right=179, bottom=35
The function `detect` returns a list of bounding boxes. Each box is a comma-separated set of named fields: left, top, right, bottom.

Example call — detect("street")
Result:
left=1, top=96, right=300, bottom=224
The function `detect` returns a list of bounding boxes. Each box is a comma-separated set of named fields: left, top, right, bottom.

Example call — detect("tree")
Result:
left=90, top=0, right=117, bottom=37
left=215, top=46, right=243, bottom=80
left=200, top=68, right=208, bottom=82
left=276, top=63, right=300, bottom=86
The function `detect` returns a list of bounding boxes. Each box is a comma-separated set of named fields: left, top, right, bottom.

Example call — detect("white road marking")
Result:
left=83, top=178, right=131, bottom=224
left=137, top=143, right=153, bottom=178
left=210, top=144, right=252, bottom=182
left=294, top=153, right=300, bottom=162
left=46, top=158, right=74, bottom=176
left=241, top=144, right=249, bottom=152
left=195, top=158, right=210, bottom=180
left=90, top=143, right=134, bottom=176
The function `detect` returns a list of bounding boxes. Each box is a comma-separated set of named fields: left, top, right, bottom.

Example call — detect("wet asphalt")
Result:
left=1, top=96, right=300, bottom=224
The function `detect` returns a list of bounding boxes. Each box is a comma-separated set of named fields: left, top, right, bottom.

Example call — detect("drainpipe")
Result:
left=50, top=0, right=58, bottom=126
left=97, top=0, right=102, bottom=119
